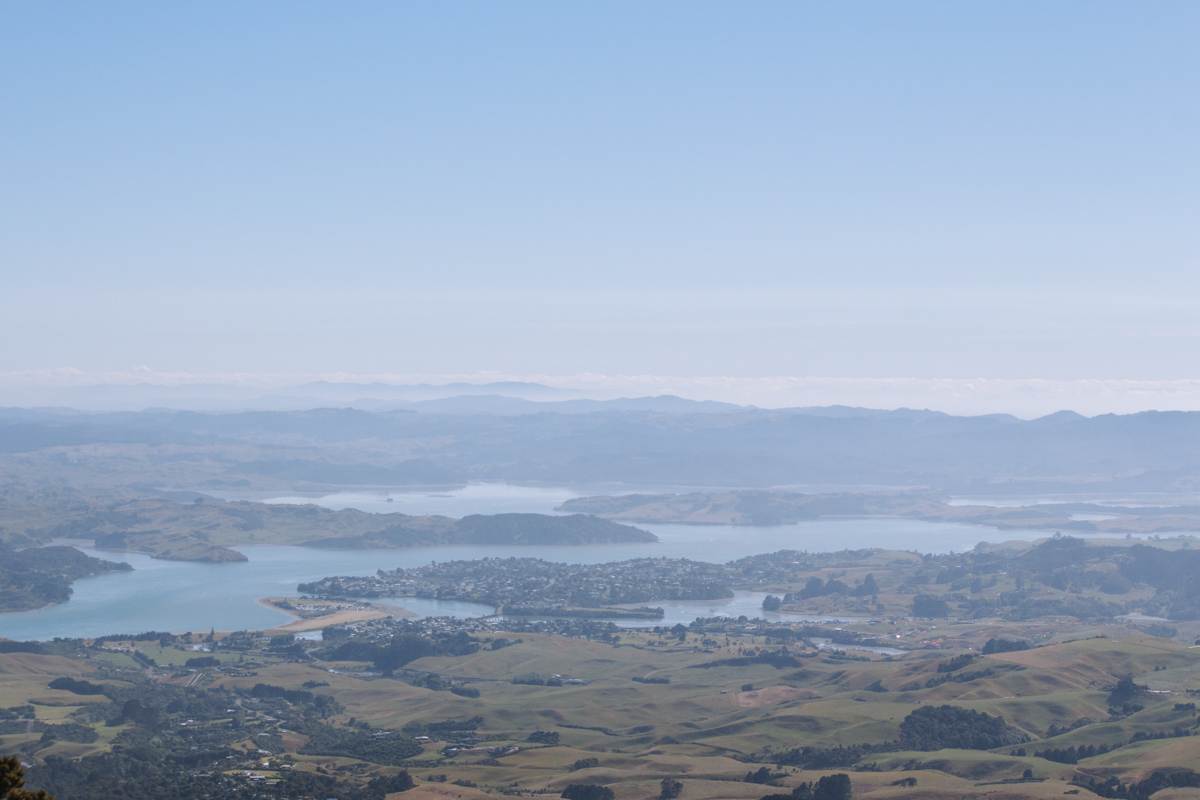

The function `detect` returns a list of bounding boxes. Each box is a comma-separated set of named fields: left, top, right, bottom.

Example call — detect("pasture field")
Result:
left=201, top=627, right=1200, bottom=796
left=5, top=624, right=1200, bottom=798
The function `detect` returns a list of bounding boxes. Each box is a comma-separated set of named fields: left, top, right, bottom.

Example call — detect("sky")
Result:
left=2, top=2, right=1198, bottom=413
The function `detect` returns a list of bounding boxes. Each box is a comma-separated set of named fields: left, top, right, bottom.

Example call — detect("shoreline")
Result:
left=257, top=596, right=410, bottom=633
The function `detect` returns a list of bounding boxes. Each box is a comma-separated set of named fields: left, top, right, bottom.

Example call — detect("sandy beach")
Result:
left=258, top=597, right=413, bottom=633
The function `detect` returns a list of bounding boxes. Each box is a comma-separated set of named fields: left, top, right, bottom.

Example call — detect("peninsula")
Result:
left=4, top=496, right=655, bottom=563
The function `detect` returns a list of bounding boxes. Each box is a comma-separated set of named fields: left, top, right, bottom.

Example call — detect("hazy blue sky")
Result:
left=3, top=3, right=1198, bottom=407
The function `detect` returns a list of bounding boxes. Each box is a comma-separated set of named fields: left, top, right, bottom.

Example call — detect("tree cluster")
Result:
left=898, top=705, right=1026, bottom=750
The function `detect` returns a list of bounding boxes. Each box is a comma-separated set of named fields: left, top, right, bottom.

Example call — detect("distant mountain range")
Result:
left=404, top=394, right=746, bottom=415
left=264, top=380, right=572, bottom=409
left=0, top=380, right=572, bottom=411
left=2, top=403, right=1200, bottom=494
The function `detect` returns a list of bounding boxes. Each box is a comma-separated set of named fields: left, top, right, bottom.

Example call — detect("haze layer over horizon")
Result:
left=6, top=370, right=1200, bottom=418
left=3, top=4, right=1197, bottom=414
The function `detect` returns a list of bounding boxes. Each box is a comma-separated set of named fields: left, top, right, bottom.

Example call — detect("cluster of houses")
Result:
left=301, top=556, right=736, bottom=609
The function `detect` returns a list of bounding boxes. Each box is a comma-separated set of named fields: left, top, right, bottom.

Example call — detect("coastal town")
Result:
left=298, top=556, right=737, bottom=613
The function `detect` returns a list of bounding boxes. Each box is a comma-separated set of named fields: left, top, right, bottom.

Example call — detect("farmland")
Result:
left=4, top=606, right=1200, bottom=798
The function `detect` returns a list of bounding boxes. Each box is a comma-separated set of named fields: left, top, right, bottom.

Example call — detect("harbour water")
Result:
left=1, top=484, right=1065, bottom=640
